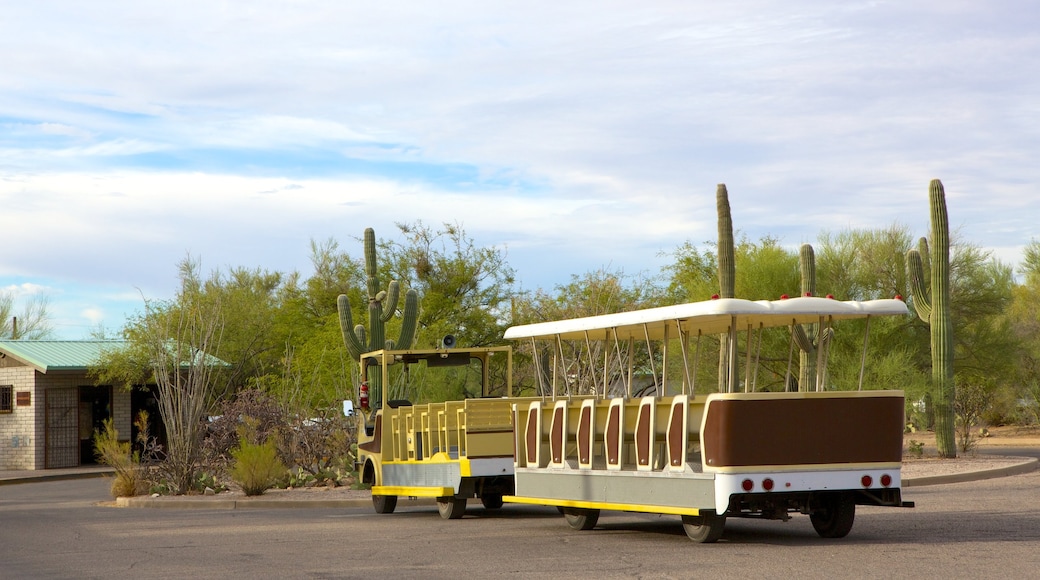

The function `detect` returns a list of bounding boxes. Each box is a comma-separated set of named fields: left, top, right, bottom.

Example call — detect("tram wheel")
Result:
left=563, top=508, right=600, bottom=531
left=810, top=492, right=856, bottom=538
left=681, top=513, right=726, bottom=543
left=372, top=494, right=398, bottom=514
left=480, top=494, right=504, bottom=510
left=437, top=496, right=467, bottom=520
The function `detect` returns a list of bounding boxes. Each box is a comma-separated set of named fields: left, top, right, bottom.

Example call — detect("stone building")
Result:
left=0, top=341, right=160, bottom=470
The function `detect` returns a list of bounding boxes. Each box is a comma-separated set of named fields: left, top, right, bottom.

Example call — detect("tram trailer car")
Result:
left=502, top=297, right=916, bottom=542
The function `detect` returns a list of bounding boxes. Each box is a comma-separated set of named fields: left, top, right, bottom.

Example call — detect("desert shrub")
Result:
left=230, top=438, right=286, bottom=496
left=276, top=407, right=357, bottom=486
left=93, top=418, right=149, bottom=498
left=955, top=382, right=993, bottom=454
left=230, top=419, right=287, bottom=496
left=201, top=389, right=285, bottom=477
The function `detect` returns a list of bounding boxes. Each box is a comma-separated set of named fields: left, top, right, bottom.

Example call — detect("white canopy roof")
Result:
left=503, top=297, right=909, bottom=342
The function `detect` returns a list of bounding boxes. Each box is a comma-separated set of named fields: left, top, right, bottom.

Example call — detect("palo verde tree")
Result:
left=510, top=267, right=665, bottom=397
left=94, top=257, right=227, bottom=494
left=377, top=221, right=517, bottom=402
left=0, top=290, right=53, bottom=339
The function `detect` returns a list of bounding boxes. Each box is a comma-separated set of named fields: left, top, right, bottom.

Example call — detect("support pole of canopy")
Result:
left=676, top=320, right=691, bottom=395
left=554, top=335, right=563, bottom=399
left=627, top=336, right=634, bottom=398
left=531, top=337, right=545, bottom=401
left=752, top=322, right=763, bottom=392
left=858, top=316, right=872, bottom=391
left=662, top=323, right=669, bottom=396
left=693, top=330, right=702, bottom=396
left=611, top=327, right=624, bottom=398
left=583, top=330, right=597, bottom=398
left=643, top=323, right=659, bottom=397
left=727, top=316, right=738, bottom=393
left=744, top=323, right=753, bottom=393
left=785, top=322, right=796, bottom=392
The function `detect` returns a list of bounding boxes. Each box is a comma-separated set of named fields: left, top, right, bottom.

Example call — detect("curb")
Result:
left=0, top=470, right=112, bottom=486
left=112, top=495, right=435, bottom=510
left=903, top=457, right=1039, bottom=487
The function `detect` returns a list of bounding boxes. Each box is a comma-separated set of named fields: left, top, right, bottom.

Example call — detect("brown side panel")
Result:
left=578, top=404, right=592, bottom=464
left=668, top=405, right=684, bottom=467
left=702, top=395, right=904, bottom=468
left=526, top=407, right=539, bottom=465
left=358, top=414, right=382, bottom=453
left=635, top=402, right=651, bottom=466
left=606, top=405, right=621, bottom=465
left=550, top=405, right=565, bottom=463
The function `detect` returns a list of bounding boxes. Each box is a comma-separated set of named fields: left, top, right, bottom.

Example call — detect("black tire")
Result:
left=437, top=496, right=467, bottom=520
left=372, top=494, right=398, bottom=514
left=810, top=493, right=856, bottom=538
left=563, top=508, right=600, bottom=531
left=681, top=513, right=726, bottom=543
left=480, top=494, right=504, bottom=510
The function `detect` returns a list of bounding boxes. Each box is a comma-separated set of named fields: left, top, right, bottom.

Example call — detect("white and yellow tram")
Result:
left=355, top=345, right=523, bottom=519
left=502, top=296, right=915, bottom=542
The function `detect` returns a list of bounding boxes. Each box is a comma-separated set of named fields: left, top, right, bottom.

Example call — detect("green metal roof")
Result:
left=0, top=340, right=128, bottom=373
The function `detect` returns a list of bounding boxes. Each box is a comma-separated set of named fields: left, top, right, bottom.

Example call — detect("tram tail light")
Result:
left=861, top=475, right=873, bottom=488
left=762, top=478, right=775, bottom=492
left=880, top=474, right=893, bottom=487
left=742, top=479, right=754, bottom=492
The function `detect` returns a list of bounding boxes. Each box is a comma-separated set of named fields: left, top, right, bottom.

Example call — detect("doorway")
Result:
left=78, top=385, right=112, bottom=465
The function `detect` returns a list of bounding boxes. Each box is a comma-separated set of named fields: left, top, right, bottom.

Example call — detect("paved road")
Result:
left=3, top=473, right=1040, bottom=579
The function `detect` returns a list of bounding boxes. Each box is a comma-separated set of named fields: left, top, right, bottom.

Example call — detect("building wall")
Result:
left=0, top=366, right=37, bottom=469
left=0, top=366, right=133, bottom=470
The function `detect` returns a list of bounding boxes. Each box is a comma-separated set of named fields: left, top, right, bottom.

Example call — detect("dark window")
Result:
left=0, top=386, right=12, bottom=413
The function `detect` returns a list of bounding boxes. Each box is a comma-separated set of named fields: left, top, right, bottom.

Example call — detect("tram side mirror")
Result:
left=440, top=334, right=456, bottom=349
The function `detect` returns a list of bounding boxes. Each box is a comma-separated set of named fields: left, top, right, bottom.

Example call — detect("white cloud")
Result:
left=0, top=1, right=1038, bottom=335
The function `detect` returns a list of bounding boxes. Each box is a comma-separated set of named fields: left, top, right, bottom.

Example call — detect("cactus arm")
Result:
left=792, top=324, right=815, bottom=354
left=381, top=280, right=400, bottom=323
left=337, top=294, right=365, bottom=361
left=354, top=325, right=367, bottom=350
left=396, top=288, right=419, bottom=349
left=906, top=247, right=932, bottom=321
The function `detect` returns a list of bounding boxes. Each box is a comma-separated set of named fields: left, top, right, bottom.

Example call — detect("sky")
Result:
left=2, top=1, right=1038, bottom=339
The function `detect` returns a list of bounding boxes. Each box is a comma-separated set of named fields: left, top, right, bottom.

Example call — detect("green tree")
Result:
left=381, top=221, right=516, bottom=349
left=0, top=290, right=53, bottom=339
left=510, top=268, right=665, bottom=397
left=94, top=257, right=226, bottom=494
left=262, top=238, right=366, bottom=412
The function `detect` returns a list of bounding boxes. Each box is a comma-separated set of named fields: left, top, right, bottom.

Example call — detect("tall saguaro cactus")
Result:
left=792, top=244, right=832, bottom=392
left=337, top=228, right=419, bottom=396
left=907, top=179, right=956, bottom=458
left=716, top=184, right=738, bottom=392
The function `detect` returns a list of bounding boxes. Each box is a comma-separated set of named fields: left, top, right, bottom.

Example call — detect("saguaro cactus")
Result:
left=716, top=184, right=738, bottom=392
left=906, top=179, right=956, bottom=458
left=792, top=244, right=832, bottom=392
left=337, top=228, right=419, bottom=397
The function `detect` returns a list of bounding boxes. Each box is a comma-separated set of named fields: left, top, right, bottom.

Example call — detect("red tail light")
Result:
left=880, top=474, right=892, bottom=487
left=762, top=478, right=775, bottom=492
left=861, top=475, right=873, bottom=488
left=742, top=479, right=754, bottom=492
